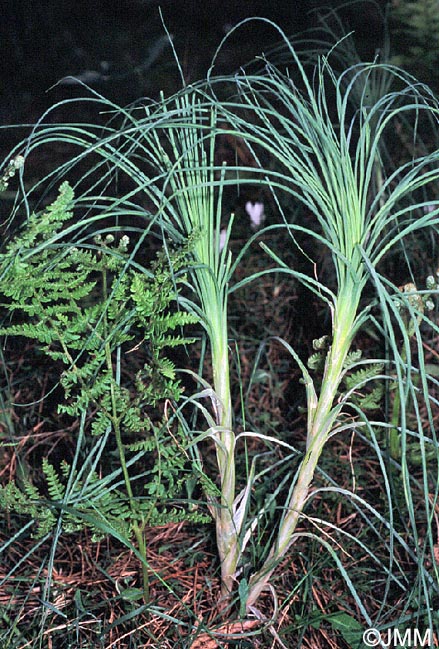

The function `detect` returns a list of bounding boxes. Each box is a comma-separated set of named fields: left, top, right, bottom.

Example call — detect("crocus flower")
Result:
left=245, top=201, right=265, bottom=230
left=219, top=229, right=227, bottom=251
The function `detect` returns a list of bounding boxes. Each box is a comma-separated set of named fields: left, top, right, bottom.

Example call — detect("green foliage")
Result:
left=0, top=449, right=205, bottom=543
left=391, top=0, right=439, bottom=86
left=308, top=341, right=385, bottom=412
left=392, top=280, right=437, bottom=337
left=0, top=478, right=56, bottom=538
left=0, top=182, right=206, bottom=541
left=4, top=15, right=439, bottom=634
left=307, top=336, right=331, bottom=371
left=325, top=612, right=365, bottom=647
left=387, top=278, right=439, bottom=462
left=343, top=358, right=385, bottom=411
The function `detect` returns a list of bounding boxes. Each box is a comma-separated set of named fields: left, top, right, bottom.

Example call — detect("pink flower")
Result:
left=219, top=229, right=227, bottom=251
left=245, top=201, right=265, bottom=230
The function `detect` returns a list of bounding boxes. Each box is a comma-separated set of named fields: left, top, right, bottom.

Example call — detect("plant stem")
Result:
left=246, top=289, right=359, bottom=609
left=106, top=344, right=150, bottom=603
left=389, top=355, right=403, bottom=462
left=102, top=268, right=150, bottom=604
left=132, top=524, right=150, bottom=603
left=211, top=316, right=239, bottom=604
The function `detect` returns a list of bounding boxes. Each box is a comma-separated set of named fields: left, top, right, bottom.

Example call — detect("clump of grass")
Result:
left=207, top=19, right=439, bottom=620
left=2, top=12, right=439, bottom=645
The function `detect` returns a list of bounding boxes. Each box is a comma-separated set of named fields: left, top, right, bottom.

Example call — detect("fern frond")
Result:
left=357, top=383, right=385, bottom=411
left=308, top=351, right=325, bottom=371
left=42, top=458, right=66, bottom=501
left=343, top=349, right=363, bottom=368
left=1, top=182, right=204, bottom=551
left=344, top=363, right=385, bottom=391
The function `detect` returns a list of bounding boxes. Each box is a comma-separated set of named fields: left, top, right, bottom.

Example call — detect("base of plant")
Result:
left=190, top=618, right=263, bottom=649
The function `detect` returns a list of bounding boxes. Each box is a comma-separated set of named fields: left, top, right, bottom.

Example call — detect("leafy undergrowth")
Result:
left=2, top=436, right=439, bottom=648
left=3, top=7, right=439, bottom=643
left=2, top=256, right=439, bottom=648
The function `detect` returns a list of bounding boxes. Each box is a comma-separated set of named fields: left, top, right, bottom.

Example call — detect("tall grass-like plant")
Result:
left=131, top=94, right=240, bottom=600
left=204, top=21, right=439, bottom=614
left=3, top=21, right=439, bottom=638
left=1, top=89, right=244, bottom=609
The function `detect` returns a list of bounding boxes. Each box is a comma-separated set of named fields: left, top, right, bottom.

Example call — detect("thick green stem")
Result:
left=246, top=291, right=359, bottom=609
left=211, top=316, right=238, bottom=604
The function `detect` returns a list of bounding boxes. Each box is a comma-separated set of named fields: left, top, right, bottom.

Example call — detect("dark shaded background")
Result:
left=0, top=0, right=386, bottom=129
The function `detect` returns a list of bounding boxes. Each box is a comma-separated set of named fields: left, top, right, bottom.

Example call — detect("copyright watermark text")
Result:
left=363, top=627, right=431, bottom=647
